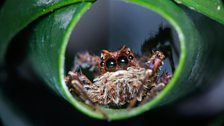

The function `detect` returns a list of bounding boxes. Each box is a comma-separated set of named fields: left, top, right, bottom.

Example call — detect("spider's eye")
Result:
left=100, top=62, right=104, bottom=67
left=118, top=56, right=129, bottom=67
left=128, top=55, right=134, bottom=60
left=106, top=58, right=116, bottom=69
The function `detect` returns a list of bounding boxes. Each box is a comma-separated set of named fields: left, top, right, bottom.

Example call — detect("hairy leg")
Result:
left=65, top=71, right=108, bottom=119
left=128, top=51, right=166, bottom=109
left=140, top=72, right=172, bottom=106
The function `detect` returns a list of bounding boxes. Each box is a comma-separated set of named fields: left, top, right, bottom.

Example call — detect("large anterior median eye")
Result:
left=117, top=56, right=129, bottom=67
left=106, top=58, right=117, bottom=70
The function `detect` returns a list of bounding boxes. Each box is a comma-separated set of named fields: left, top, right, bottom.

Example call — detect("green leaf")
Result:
left=3, top=0, right=223, bottom=121
left=0, top=0, right=95, bottom=65
left=29, top=0, right=203, bottom=120
left=174, top=0, right=224, bottom=25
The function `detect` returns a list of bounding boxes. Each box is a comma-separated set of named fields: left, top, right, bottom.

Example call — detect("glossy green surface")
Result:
left=0, top=0, right=95, bottom=65
left=174, top=0, right=224, bottom=25
left=29, top=2, right=96, bottom=117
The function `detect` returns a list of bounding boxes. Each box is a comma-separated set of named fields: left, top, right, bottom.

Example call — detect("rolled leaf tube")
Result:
left=29, top=0, right=202, bottom=120
left=2, top=0, right=223, bottom=121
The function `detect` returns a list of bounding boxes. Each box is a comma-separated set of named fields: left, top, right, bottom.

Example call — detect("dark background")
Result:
left=1, top=0, right=224, bottom=126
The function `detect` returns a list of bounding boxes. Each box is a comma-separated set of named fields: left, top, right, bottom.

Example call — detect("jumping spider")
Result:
left=65, top=26, right=177, bottom=115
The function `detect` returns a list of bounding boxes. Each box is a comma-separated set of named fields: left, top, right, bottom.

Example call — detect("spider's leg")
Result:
left=140, top=72, right=172, bottom=105
left=128, top=51, right=165, bottom=109
left=65, top=71, right=108, bottom=119
left=158, top=45, right=175, bottom=73
left=157, top=72, right=172, bottom=85
left=73, top=52, right=101, bottom=77
left=139, top=83, right=166, bottom=106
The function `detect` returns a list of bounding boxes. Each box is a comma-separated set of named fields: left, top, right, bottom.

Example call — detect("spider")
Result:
left=65, top=26, right=177, bottom=115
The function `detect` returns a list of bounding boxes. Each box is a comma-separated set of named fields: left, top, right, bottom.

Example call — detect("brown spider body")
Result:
left=65, top=46, right=171, bottom=107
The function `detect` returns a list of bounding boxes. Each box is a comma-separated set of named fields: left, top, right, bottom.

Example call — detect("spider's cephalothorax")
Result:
left=99, top=46, right=139, bottom=73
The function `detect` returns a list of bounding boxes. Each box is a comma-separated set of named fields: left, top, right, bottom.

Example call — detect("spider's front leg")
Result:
left=65, top=71, right=94, bottom=104
left=65, top=71, right=108, bottom=118
left=141, top=26, right=179, bottom=73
